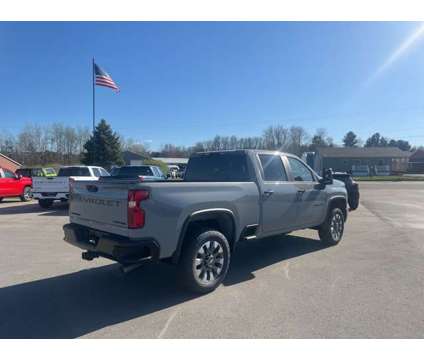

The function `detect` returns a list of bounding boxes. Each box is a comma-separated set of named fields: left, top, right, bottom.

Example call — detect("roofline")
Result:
left=0, top=153, right=22, bottom=167
left=193, top=149, right=298, bottom=157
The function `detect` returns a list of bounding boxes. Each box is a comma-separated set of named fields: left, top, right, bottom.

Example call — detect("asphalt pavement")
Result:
left=0, top=182, right=423, bottom=338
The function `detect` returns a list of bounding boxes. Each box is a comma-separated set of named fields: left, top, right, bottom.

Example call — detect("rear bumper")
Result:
left=63, top=223, right=160, bottom=265
left=33, top=192, right=69, bottom=200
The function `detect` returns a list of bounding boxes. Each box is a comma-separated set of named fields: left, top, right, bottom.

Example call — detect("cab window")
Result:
left=92, top=168, right=101, bottom=177
left=4, top=169, right=16, bottom=178
left=258, top=154, right=288, bottom=181
left=288, top=157, right=314, bottom=182
left=99, top=168, right=110, bottom=176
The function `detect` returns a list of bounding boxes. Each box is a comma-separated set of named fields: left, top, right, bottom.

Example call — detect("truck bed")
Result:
left=69, top=178, right=261, bottom=258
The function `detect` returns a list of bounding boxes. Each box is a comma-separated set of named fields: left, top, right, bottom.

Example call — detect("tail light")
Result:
left=128, top=190, right=149, bottom=228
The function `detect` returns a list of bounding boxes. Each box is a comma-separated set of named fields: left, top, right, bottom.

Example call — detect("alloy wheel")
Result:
left=193, top=240, right=225, bottom=285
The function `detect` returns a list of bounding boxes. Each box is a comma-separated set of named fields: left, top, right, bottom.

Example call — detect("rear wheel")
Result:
left=20, top=186, right=32, bottom=202
left=39, top=199, right=53, bottom=209
left=0, top=198, right=3, bottom=203
left=318, top=207, right=345, bottom=246
left=178, top=229, right=230, bottom=293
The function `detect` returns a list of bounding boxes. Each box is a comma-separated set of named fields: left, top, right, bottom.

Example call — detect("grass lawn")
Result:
left=354, top=176, right=424, bottom=182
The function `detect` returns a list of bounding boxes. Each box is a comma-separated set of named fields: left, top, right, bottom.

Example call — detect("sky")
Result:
left=1, top=21, right=424, bottom=150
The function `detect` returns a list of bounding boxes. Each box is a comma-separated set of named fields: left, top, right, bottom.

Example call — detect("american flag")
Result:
left=94, top=63, right=119, bottom=91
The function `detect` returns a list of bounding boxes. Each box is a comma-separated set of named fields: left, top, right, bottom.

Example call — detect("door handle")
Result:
left=296, top=189, right=306, bottom=200
left=263, top=190, right=274, bottom=197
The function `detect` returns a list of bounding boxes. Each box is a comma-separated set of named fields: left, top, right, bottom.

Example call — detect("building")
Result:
left=310, top=147, right=411, bottom=176
left=0, top=153, right=22, bottom=172
left=122, top=150, right=149, bottom=166
left=408, top=149, right=424, bottom=173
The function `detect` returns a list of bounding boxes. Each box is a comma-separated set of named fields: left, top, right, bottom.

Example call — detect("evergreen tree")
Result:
left=81, top=119, right=124, bottom=168
left=343, top=131, right=359, bottom=147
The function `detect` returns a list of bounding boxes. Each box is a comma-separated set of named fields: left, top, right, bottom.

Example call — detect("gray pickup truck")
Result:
left=63, top=150, right=352, bottom=293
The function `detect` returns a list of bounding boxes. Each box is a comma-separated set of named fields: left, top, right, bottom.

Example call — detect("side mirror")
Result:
left=319, top=168, right=333, bottom=186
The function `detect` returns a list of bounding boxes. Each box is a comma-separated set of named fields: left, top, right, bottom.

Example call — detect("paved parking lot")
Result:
left=0, top=182, right=423, bottom=338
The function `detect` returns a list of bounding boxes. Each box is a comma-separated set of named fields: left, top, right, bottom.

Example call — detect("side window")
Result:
left=99, top=168, right=110, bottom=176
left=288, top=157, right=314, bottom=182
left=92, top=168, right=101, bottom=177
left=258, top=154, right=288, bottom=181
left=4, top=169, right=16, bottom=178
left=151, top=167, right=159, bottom=177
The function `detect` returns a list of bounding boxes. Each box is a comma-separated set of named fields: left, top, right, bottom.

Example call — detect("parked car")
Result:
left=332, top=171, right=360, bottom=210
left=16, top=167, right=57, bottom=178
left=110, top=165, right=166, bottom=181
left=0, top=167, right=32, bottom=202
left=64, top=150, right=354, bottom=293
left=32, top=165, right=109, bottom=208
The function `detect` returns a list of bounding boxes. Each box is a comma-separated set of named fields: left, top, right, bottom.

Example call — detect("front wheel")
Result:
left=318, top=208, right=345, bottom=246
left=20, top=186, right=32, bottom=202
left=178, top=230, right=231, bottom=293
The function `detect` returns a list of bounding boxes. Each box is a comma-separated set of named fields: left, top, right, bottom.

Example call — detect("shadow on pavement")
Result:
left=0, top=234, right=327, bottom=339
left=0, top=202, right=68, bottom=216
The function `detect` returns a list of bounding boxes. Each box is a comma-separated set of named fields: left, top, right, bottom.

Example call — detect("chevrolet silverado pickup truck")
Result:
left=0, top=167, right=32, bottom=202
left=33, top=165, right=109, bottom=208
left=63, top=150, right=353, bottom=293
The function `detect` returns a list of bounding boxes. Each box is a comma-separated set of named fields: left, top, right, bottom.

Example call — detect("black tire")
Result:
left=0, top=198, right=3, bottom=203
left=318, top=207, right=345, bottom=246
left=39, top=199, right=54, bottom=209
left=20, top=186, right=32, bottom=202
left=177, top=229, right=231, bottom=294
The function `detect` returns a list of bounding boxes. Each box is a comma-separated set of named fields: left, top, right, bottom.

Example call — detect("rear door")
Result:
left=286, top=156, right=326, bottom=227
left=257, top=153, right=300, bottom=234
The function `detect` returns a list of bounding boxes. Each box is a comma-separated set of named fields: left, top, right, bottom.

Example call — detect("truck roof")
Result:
left=193, top=149, right=300, bottom=158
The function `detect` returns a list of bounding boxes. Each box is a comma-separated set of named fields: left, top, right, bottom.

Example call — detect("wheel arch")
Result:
left=172, top=208, right=237, bottom=264
left=327, top=196, right=348, bottom=220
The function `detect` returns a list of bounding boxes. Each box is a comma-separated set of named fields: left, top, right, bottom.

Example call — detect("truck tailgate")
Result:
left=33, top=177, right=69, bottom=193
left=70, top=179, right=129, bottom=234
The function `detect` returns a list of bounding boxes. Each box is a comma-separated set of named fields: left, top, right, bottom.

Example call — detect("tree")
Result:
left=365, top=132, right=384, bottom=147
left=308, top=128, right=331, bottom=151
left=343, top=131, right=359, bottom=147
left=389, top=139, right=411, bottom=151
left=81, top=119, right=124, bottom=168
left=287, top=126, right=309, bottom=156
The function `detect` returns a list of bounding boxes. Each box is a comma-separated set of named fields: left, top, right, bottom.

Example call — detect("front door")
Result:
left=287, top=157, right=326, bottom=227
left=0, top=168, right=16, bottom=197
left=258, top=154, right=299, bottom=234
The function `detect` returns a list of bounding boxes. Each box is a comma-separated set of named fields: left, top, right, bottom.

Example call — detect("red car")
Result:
left=0, top=167, right=32, bottom=202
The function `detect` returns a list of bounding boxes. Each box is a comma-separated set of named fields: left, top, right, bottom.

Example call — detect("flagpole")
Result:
left=92, top=57, right=95, bottom=133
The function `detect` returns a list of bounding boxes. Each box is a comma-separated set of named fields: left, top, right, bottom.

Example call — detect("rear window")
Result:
left=16, top=169, right=32, bottom=177
left=58, top=167, right=90, bottom=177
left=111, top=166, right=154, bottom=177
left=184, top=153, right=250, bottom=182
